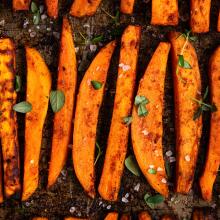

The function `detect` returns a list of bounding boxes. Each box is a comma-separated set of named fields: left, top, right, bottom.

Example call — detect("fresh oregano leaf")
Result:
left=145, top=194, right=165, bottom=205
left=165, top=160, right=171, bottom=179
left=15, top=75, right=21, bottom=92
left=178, top=55, right=192, bottom=69
left=13, top=101, right=32, bottom=113
left=138, top=104, right=148, bottom=117
left=125, top=155, right=141, bottom=176
left=135, top=95, right=149, bottom=106
left=148, top=168, right=157, bottom=174
left=123, top=116, right=132, bottom=125
left=91, top=35, right=103, bottom=44
left=50, top=90, right=65, bottom=113
left=33, top=10, right=40, bottom=25
left=193, top=107, right=203, bottom=121
left=31, top=1, right=38, bottom=13
left=91, top=80, right=103, bottom=90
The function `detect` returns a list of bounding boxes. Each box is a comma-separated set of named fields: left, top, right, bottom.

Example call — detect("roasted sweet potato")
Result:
left=47, top=17, right=77, bottom=188
left=72, top=41, right=116, bottom=198
left=32, top=218, right=48, bottom=220
left=105, top=212, right=119, bottom=220
left=190, top=0, right=211, bottom=33
left=160, top=215, right=174, bottom=220
left=45, top=0, right=58, bottom=18
left=98, top=25, right=141, bottom=201
left=22, top=47, right=52, bottom=201
left=131, top=42, right=170, bottom=197
left=0, top=156, right=3, bottom=203
left=120, top=0, right=135, bottom=14
left=192, top=209, right=213, bottom=220
left=120, top=214, right=131, bottom=220
left=218, top=11, right=220, bottom=32
left=151, top=0, right=178, bottom=26
left=199, top=47, right=220, bottom=201
left=13, top=0, right=31, bottom=10
left=65, top=218, right=88, bottom=220
left=138, top=211, right=152, bottom=220
left=0, top=38, right=21, bottom=198
left=70, top=0, right=101, bottom=17
left=169, top=32, right=202, bottom=194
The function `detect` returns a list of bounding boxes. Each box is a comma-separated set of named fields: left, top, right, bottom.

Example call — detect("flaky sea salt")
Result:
left=119, top=63, right=131, bottom=72
left=134, top=183, right=140, bottom=192
left=166, top=150, right=173, bottom=157
left=69, top=206, right=76, bottom=213
left=122, top=197, right=129, bottom=203
left=185, top=155, right=190, bottom=162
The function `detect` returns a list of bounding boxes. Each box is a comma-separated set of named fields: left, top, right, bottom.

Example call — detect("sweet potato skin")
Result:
left=199, top=47, right=220, bottom=201
left=192, top=209, right=212, bottom=220
left=0, top=156, right=3, bottom=203
left=13, top=0, right=31, bottom=10
left=98, top=26, right=141, bottom=201
left=138, top=211, right=152, bottom=220
left=169, top=32, right=202, bottom=194
left=105, top=212, right=119, bottom=220
left=47, top=17, right=77, bottom=188
left=120, top=0, right=135, bottom=14
left=218, top=11, right=220, bottom=32
left=0, top=38, right=21, bottom=198
left=73, top=41, right=116, bottom=198
left=151, top=0, right=178, bottom=26
left=45, top=0, right=58, bottom=18
left=70, top=0, right=101, bottom=17
left=160, top=216, right=174, bottom=220
left=190, top=0, right=211, bottom=33
left=131, top=42, right=170, bottom=197
left=120, top=215, right=131, bottom=220
left=32, top=218, right=48, bottom=220
left=22, top=47, right=51, bottom=201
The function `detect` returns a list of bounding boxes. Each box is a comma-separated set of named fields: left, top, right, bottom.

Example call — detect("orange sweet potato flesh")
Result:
left=190, top=0, right=211, bottom=33
left=192, top=209, right=212, bottom=220
left=169, top=32, right=202, bottom=194
left=65, top=218, right=88, bottom=220
left=13, top=0, right=31, bottom=10
left=218, top=11, right=220, bottom=32
left=120, top=215, right=131, bottom=220
left=70, top=0, right=102, bottom=17
left=138, top=211, right=152, bottom=220
left=32, top=218, right=48, bottom=220
left=151, top=0, right=178, bottom=26
left=72, top=41, right=116, bottom=198
left=0, top=156, right=3, bottom=203
left=105, top=212, right=119, bottom=220
left=160, top=215, right=174, bottom=220
left=0, top=38, right=21, bottom=198
left=22, top=47, right=52, bottom=201
left=131, top=42, right=170, bottom=197
left=199, top=47, right=220, bottom=201
left=98, top=25, right=141, bottom=201
left=120, top=0, right=135, bottom=14
left=45, top=0, right=58, bottom=18
left=47, top=17, right=77, bottom=188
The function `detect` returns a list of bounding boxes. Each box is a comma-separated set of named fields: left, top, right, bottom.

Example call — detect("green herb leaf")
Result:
left=123, top=116, right=132, bottom=125
left=165, top=161, right=171, bottom=179
left=178, top=55, right=192, bottom=69
left=15, top=75, right=21, bottom=92
left=148, top=168, right=157, bottom=174
left=91, top=80, right=103, bottom=90
left=50, top=90, right=65, bottom=113
left=113, top=10, right=120, bottom=25
left=31, top=1, right=38, bottom=13
left=193, top=107, right=203, bottom=121
left=94, top=142, right=102, bottom=165
left=134, top=95, right=149, bottom=106
left=91, top=35, right=103, bottom=44
left=13, top=101, right=32, bottom=113
left=203, top=86, right=209, bottom=100
left=144, top=194, right=165, bottom=207
left=125, top=155, right=141, bottom=176
left=33, top=10, right=40, bottom=25
left=138, top=104, right=148, bottom=117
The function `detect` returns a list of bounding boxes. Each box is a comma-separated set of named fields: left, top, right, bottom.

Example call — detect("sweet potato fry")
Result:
left=72, top=41, right=116, bottom=198
left=32, top=218, right=48, bottom=220
left=98, top=25, right=141, bottom=201
left=160, top=215, right=174, bottom=220
left=199, top=47, right=220, bottom=201
left=190, top=0, right=211, bottom=33
left=45, top=0, right=58, bottom=18
left=12, top=0, right=31, bottom=10
left=70, top=0, right=101, bottom=17
left=65, top=218, right=88, bottom=220
left=169, top=32, right=202, bottom=194
left=47, top=17, right=77, bottom=188
left=131, top=42, right=170, bottom=197
left=22, top=47, right=52, bottom=201
left=0, top=38, right=21, bottom=198
left=120, top=214, right=131, bottom=220
left=0, top=156, right=3, bottom=203
left=192, top=209, right=212, bottom=220
left=138, top=211, right=152, bottom=220
left=120, top=0, right=135, bottom=14
left=218, top=11, right=220, bottom=32
left=105, top=212, right=118, bottom=220
left=151, top=0, right=178, bottom=26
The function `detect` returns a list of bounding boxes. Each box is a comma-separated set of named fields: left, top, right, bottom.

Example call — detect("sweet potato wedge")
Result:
left=72, top=41, right=116, bottom=198
left=12, top=0, right=31, bottom=10
left=199, top=47, right=220, bottom=201
left=190, top=0, right=211, bottom=33
left=65, top=218, right=88, bottom=220
left=151, top=0, right=178, bottom=26
left=32, top=218, right=48, bottom=220
left=22, top=47, right=52, bottom=201
left=131, top=42, right=170, bottom=197
left=45, top=0, right=58, bottom=18
left=98, top=25, right=141, bottom=201
left=120, top=0, right=135, bottom=14
left=160, top=216, right=174, bottom=220
left=169, top=32, right=202, bottom=194
left=47, top=17, right=77, bottom=188
left=192, top=209, right=212, bottom=220
left=0, top=38, right=21, bottom=198
left=70, top=0, right=101, bottom=17
left=120, top=215, right=131, bottom=220
left=218, top=11, right=220, bottom=32
left=138, top=211, right=152, bottom=220
left=0, top=156, right=3, bottom=203
left=105, top=212, right=119, bottom=220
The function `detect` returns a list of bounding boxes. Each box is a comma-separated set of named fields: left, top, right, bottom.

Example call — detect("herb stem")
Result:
left=101, top=8, right=115, bottom=19
left=78, top=30, right=87, bottom=41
